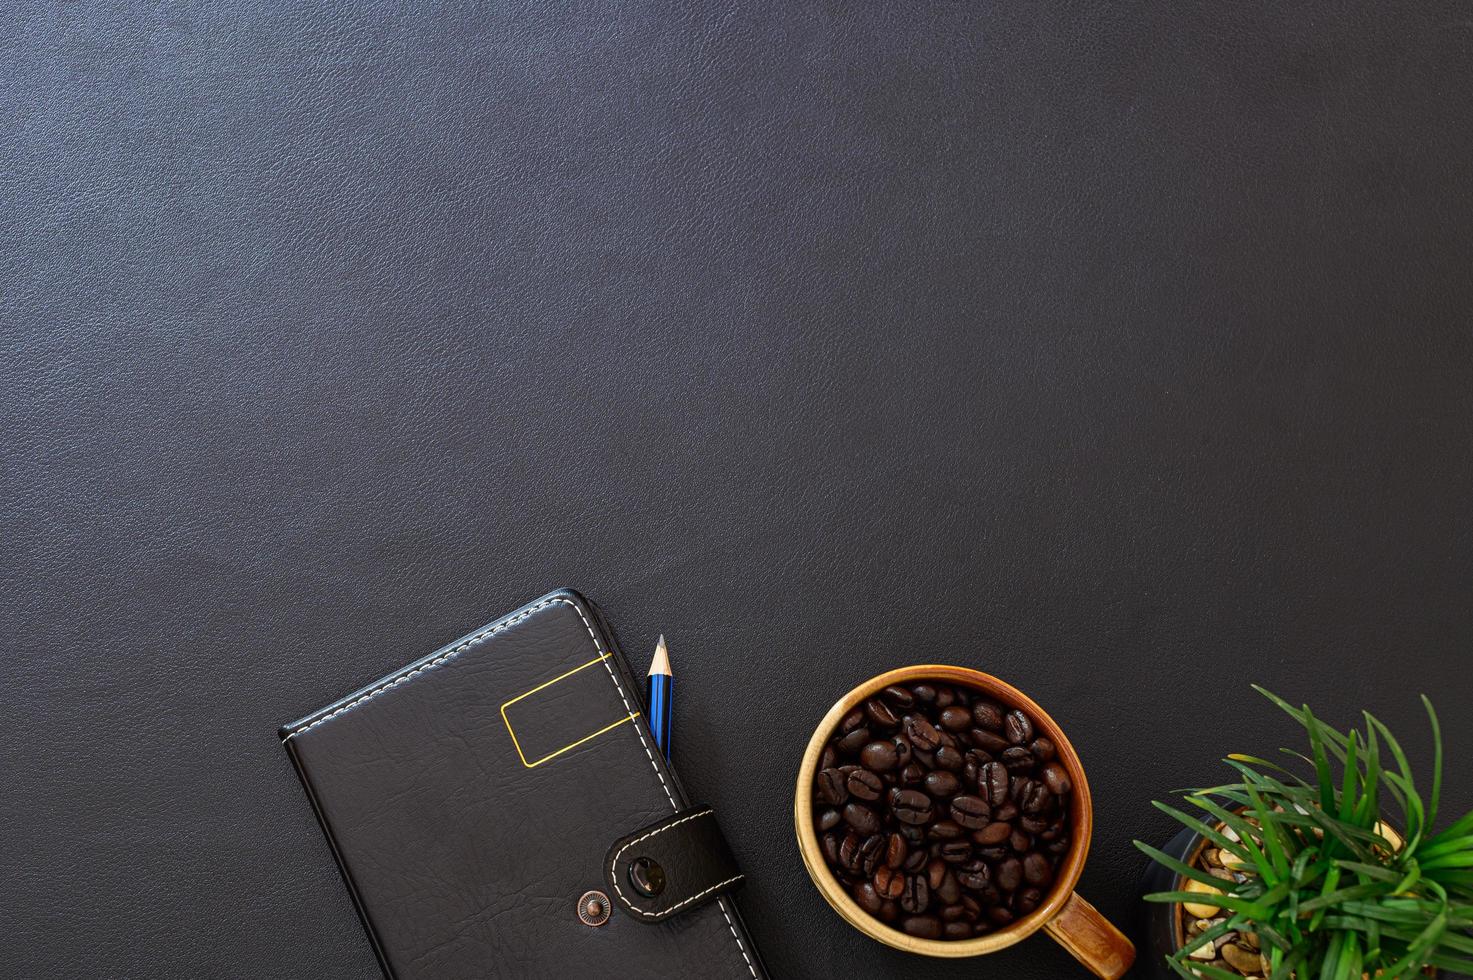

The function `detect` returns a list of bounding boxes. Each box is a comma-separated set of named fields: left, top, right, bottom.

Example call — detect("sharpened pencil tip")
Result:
left=649, top=634, right=671, bottom=676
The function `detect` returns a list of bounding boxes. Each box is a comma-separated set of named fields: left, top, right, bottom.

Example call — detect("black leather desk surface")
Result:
left=5, top=4, right=1471, bottom=979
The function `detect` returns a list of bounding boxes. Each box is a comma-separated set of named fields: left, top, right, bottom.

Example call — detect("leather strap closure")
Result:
left=605, top=806, right=744, bottom=923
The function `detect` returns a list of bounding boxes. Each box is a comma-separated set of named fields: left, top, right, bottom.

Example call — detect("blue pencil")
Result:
left=647, top=634, right=673, bottom=760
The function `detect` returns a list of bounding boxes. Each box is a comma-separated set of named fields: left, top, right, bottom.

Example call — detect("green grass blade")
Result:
left=1144, top=890, right=1272, bottom=918
left=1304, top=706, right=1338, bottom=817
left=1423, top=695, right=1442, bottom=831
left=1150, top=799, right=1258, bottom=866
left=1298, top=882, right=1396, bottom=913
left=1339, top=729, right=1360, bottom=823
left=1364, top=711, right=1422, bottom=845
left=1134, top=840, right=1249, bottom=892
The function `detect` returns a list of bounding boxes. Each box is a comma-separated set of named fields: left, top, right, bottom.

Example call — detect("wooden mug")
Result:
left=793, top=665, right=1135, bottom=979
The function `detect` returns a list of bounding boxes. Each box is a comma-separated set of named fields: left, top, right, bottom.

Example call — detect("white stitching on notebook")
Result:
left=284, top=596, right=566, bottom=737
left=283, top=595, right=758, bottom=978
left=717, top=896, right=758, bottom=979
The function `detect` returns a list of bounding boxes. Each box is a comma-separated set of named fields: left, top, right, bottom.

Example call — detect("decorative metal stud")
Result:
left=577, top=889, right=611, bottom=927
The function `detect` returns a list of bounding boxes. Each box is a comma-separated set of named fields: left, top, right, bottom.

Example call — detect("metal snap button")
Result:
left=577, top=889, right=611, bottom=927
left=627, top=856, right=666, bottom=897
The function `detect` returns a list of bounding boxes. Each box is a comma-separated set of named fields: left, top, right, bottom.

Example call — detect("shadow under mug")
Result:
left=793, top=665, right=1135, bottom=979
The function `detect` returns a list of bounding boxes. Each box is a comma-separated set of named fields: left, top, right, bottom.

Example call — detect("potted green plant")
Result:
left=1136, top=687, right=1473, bottom=979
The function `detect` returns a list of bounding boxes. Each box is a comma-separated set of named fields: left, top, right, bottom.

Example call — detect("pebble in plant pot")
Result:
left=1136, top=688, right=1471, bottom=979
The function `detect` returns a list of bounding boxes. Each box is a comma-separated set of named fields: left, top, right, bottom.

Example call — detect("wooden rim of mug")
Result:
left=793, top=665, right=1094, bottom=958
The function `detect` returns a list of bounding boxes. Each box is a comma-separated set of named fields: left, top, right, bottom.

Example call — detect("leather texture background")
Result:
left=3, top=2, right=1472, bottom=978
left=282, top=591, right=763, bottom=980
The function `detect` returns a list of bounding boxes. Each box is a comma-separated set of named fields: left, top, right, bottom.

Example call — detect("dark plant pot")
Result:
left=1137, top=823, right=1202, bottom=980
left=1136, top=825, right=1440, bottom=980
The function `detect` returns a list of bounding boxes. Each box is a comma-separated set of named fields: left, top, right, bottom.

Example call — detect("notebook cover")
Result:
left=280, top=589, right=766, bottom=980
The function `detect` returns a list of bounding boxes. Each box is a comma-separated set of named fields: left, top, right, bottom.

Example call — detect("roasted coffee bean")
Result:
left=880, top=900, right=899, bottom=922
left=899, top=823, right=925, bottom=845
left=847, top=768, right=884, bottom=801
left=860, top=834, right=885, bottom=876
left=1010, top=830, right=1031, bottom=853
left=860, top=741, right=898, bottom=772
left=957, top=863, right=990, bottom=890
left=911, top=748, right=935, bottom=769
left=949, top=794, right=991, bottom=829
left=881, top=685, right=915, bottom=709
left=940, top=903, right=967, bottom=922
left=924, top=770, right=959, bottom=798
left=1023, top=852, right=1052, bottom=886
left=911, top=683, right=937, bottom=703
left=981, top=762, right=1009, bottom=806
left=1019, top=815, right=1050, bottom=834
left=971, top=700, right=1005, bottom=731
left=902, top=915, right=941, bottom=939
left=885, top=832, right=907, bottom=869
left=939, top=706, right=972, bottom=732
left=822, top=831, right=841, bottom=866
left=1004, top=710, right=1033, bottom=745
left=1023, top=782, right=1053, bottom=815
left=903, top=848, right=928, bottom=872
left=901, top=874, right=930, bottom=914
left=971, top=729, right=1011, bottom=754
left=899, top=762, right=925, bottom=785
left=987, top=905, right=1015, bottom=926
left=934, top=687, right=955, bottom=709
left=840, top=709, right=865, bottom=733
left=1046, top=837, right=1070, bottom=855
left=943, top=920, right=972, bottom=940
left=996, top=857, right=1023, bottom=892
left=854, top=882, right=883, bottom=914
left=1040, top=761, right=1072, bottom=795
left=994, top=802, right=1019, bottom=822
left=1029, top=736, right=1056, bottom=762
left=865, top=698, right=901, bottom=729
left=874, top=865, right=905, bottom=900
left=1001, top=746, right=1035, bottom=772
left=819, top=745, right=837, bottom=770
left=926, top=858, right=947, bottom=889
left=902, top=715, right=942, bottom=752
left=962, top=757, right=980, bottom=788
left=962, top=895, right=982, bottom=919
left=933, top=746, right=963, bottom=771
left=817, top=808, right=841, bottom=831
left=844, top=803, right=881, bottom=835
left=837, top=727, right=871, bottom=755
left=939, top=841, right=972, bottom=865
left=964, top=734, right=996, bottom=761
left=977, top=844, right=1011, bottom=861
left=839, top=832, right=861, bottom=871
left=892, top=735, right=913, bottom=767
left=1017, top=886, right=1043, bottom=914
left=973, top=821, right=1011, bottom=845
left=892, top=789, right=933, bottom=825
left=936, top=869, right=962, bottom=903
left=928, top=819, right=963, bottom=841
left=816, top=768, right=849, bottom=805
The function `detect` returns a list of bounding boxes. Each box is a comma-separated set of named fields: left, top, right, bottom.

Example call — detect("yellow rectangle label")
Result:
left=499, top=654, right=639, bottom=768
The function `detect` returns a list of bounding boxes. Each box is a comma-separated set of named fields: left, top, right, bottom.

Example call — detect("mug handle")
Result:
left=1042, top=891, right=1136, bottom=979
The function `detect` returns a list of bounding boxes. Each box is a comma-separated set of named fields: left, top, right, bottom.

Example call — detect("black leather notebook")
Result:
left=281, top=589, right=767, bottom=980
